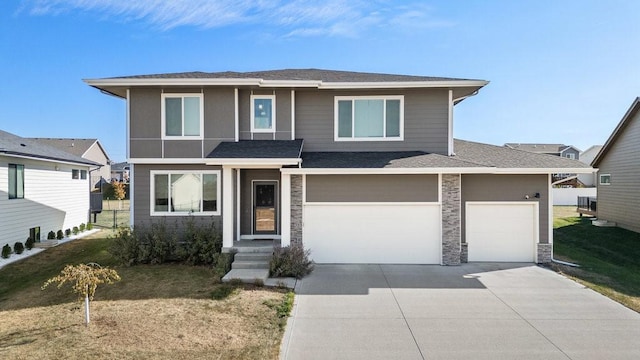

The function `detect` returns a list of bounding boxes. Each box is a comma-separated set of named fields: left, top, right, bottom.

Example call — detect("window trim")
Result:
left=161, top=93, right=204, bottom=140
left=599, top=174, right=611, bottom=186
left=8, top=163, right=24, bottom=200
left=334, top=95, right=404, bottom=142
left=250, top=95, right=276, bottom=133
left=150, top=170, right=221, bottom=216
left=565, top=153, right=576, bottom=160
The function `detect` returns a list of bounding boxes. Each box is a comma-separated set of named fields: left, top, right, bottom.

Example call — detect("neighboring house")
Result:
left=111, top=161, right=130, bottom=182
left=0, top=130, right=100, bottom=249
left=577, top=145, right=603, bottom=187
left=30, top=138, right=111, bottom=190
left=505, top=143, right=582, bottom=187
left=85, top=69, right=591, bottom=265
left=504, top=143, right=581, bottom=160
left=591, top=97, right=640, bottom=233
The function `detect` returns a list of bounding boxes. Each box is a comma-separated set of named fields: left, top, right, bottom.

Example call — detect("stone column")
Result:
left=441, top=174, right=461, bottom=265
left=537, top=243, right=552, bottom=263
left=290, top=175, right=303, bottom=246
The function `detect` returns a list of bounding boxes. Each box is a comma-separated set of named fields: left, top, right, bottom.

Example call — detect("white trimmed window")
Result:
left=8, top=164, right=24, bottom=199
left=599, top=174, right=611, bottom=185
left=162, top=94, right=203, bottom=138
left=251, top=95, right=276, bottom=132
left=565, top=153, right=576, bottom=160
left=151, top=170, right=220, bottom=216
left=335, top=96, right=404, bottom=141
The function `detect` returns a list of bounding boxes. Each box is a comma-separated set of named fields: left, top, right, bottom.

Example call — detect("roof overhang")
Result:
left=206, top=158, right=302, bottom=167
left=592, top=97, right=640, bottom=167
left=0, top=152, right=99, bottom=167
left=84, top=78, right=489, bottom=98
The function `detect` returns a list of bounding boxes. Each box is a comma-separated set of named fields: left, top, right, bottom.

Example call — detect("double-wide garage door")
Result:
left=303, top=204, right=441, bottom=264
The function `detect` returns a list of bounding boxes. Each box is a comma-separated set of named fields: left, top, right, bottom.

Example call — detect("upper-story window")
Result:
left=251, top=95, right=276, bottom=133
left=599, top=174, right=611, bottom=185
left=162, top=94, right=203, bottom=139
left=565, top=153, right=576, bottom=160
left=8, top=164, right=24, bottom=199
left=335, top=96, right=404, bottom=141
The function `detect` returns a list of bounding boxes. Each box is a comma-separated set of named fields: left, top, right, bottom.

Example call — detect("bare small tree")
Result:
left=42, top=263, right=120, bottom=325
left=111, top=180, right=126, bottom=210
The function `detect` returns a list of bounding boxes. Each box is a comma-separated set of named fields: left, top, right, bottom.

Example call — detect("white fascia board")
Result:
left=0, top=153, right=95, bottom=168
left=129, top=158, right=208, bottom=165
left=84, top=78, right=262, bottom=87
left=206, top=158, right=302, bottom=167
left=280, top=167, right=595, bottom=175
left=259, top=80, right=320, bottom=87
left=318, top=80, right=489, bottom=89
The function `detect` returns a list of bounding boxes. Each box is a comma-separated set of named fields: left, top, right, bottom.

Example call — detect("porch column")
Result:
left=222, top=166, right=234, bottom=249
left=280, top=173, right=291, bottom=247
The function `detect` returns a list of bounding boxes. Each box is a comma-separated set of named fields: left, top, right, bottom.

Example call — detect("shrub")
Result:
left=65, top=229, right=71, bottom=237
left=13, top=242, right=25, bottom=255
left=2, top=244, right=12, bottom=259
left=270, top=244, right=314, bottom=279
left=182, top=218, right=222, bottom=265
left=109, top=227, right=139, bottom=266
left=47, top=231, right=56, bottom=240
left=87, top=223, right=93, bottom=230
left=72, top=226, right=79, bottom=235
left=56, top=230, right=64, bottom=240
left=25, top=237, right=35, bottom=250
left=79, top=223, right=86, bottom=232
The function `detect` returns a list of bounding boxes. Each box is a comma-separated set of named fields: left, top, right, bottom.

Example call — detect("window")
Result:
left=8, top=164, right=24, bottom=199
left=251, top=95, right=276, bottom=132
left=72, top=169, right=79, bottom=179
left=30, top=226, right=40, bottom=242
left=162, top=94, right=203, bottom=138
left=80, top=170, right=87, bottom=180
left=565, top=153, right=576, bottom=160
left=599, top=174, right=611, bottom=185
left=151, top=171, right=220, bottom=215
left=335, top=96, right=403, bottom=141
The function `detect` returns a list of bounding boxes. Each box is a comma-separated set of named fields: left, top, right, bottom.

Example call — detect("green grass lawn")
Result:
left=0, top=232, right=290, bottom=359
left=553, top=207, right=640, bottom=312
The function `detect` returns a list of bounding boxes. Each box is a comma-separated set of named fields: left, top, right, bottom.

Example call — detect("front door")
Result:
left=253, top=181, right=278, bottom=235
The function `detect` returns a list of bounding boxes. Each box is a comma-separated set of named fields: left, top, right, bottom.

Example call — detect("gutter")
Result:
left=552, top=257, right=580, bottom=267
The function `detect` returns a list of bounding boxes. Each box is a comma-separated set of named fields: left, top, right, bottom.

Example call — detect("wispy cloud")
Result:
left=18, top=0, right=453, bottom=37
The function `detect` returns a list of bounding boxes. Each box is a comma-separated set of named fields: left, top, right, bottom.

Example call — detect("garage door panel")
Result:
left=303, top=204, right=441, bottom=264
left=467, top=202, right=538, bottom=262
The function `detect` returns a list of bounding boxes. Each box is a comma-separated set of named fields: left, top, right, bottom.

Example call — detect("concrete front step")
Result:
left=222, top=269, right=270, bottom=284
left=232, top=260, right=270, bottom=270
left=234, top=252, right=272, bottom=262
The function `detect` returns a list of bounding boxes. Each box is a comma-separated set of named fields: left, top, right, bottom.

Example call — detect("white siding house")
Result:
left=0, top=130, right=100, bottom=250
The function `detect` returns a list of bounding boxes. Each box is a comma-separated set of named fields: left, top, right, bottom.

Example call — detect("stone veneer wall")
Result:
left=537, top=243, right=552, bottom=263
left=442, top=174, right=461, bottom=265
left=290, top=175, right=303, bottom=246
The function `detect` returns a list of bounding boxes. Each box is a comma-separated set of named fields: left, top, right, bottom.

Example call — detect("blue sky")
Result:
left=1, top=0, right=639, bottom=162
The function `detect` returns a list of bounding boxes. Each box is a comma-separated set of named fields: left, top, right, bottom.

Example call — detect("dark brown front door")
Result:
left=253, top=181, right=277, bottom=234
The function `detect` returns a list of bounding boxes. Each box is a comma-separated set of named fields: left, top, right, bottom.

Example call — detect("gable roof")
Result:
left=0, top=130, right=101, bottom=166
left=504, top=143, right=581, bottom=155
left=208, top=140, right=303, bottom=159
left=592, top=97, right=640, bottom=167
left=29, top=138, right=110, bottom=161
left=85, top=68, right=488, bottom=99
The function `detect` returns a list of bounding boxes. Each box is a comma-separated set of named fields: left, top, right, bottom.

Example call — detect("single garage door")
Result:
left=466, top=202, right=538, bottom=262
left=303, top=203, right=441, bottom=264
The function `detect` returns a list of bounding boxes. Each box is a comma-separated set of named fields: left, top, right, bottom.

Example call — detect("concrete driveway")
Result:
left=280, top=264, right=640, bottom=360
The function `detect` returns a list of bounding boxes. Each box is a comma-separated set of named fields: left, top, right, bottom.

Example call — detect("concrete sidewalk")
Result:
left=280, top=263, right=640, bottom=360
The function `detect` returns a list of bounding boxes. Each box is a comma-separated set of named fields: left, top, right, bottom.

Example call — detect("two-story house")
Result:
left=85, top=69, right=591, bottom=265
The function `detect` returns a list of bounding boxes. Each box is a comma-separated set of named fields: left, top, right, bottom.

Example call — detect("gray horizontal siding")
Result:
left=306, top=174, right=439, bottom=202
left=238, top=89, right=292, bottom=141
left=295, top=89, right=449, bottom=154
left=461, top=174, right=549, bottom=243
left=596, top=110, right=640, bottom=233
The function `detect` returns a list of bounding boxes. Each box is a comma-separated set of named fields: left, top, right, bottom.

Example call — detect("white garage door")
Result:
left=303, top=203, right=441, bottom=264
left=466, top=202, right=538, bottom=262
